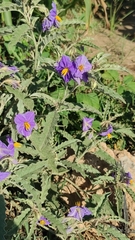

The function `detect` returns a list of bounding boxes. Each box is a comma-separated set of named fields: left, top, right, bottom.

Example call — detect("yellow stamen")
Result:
left=75, top=201, right=81, bottom=207
left=39, top=220, right=46, bottom=226
left=61, top=68, right=69, bottom=76
left=14, top=142, right=22, bottom=148
left=129, top=179, right=134, bottom=185
left=55, top=15, right=62, bottom=22
left=107, top=133, right=112, bottom=139
left=24, top=122, right=30, bottom=131
left=78, top=65, right=84, bottom=71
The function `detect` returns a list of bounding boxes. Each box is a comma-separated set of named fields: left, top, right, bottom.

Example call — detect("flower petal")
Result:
left=0, top=172, right=10, bottom=181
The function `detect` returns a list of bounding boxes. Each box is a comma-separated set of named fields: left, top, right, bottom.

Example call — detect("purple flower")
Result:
left=112, top=171, right=134, bottom=185
left=99, top=125, right=113, bottom=138
left=7, top=137, right=15, bottom=157
left=0, top=172, right=10, bottom=181
left=38, top=216, right=50, bottom=226
left=82, top=117, right=94, bottom=132
left=0, top=141, right=9, bottom=160
left=14, top=111, right=36, bottom=137
left=0, top=61, right=19, bottom=73
left=42, top=18, right=53, bottom=32
left=8, top=66, right=19, bottom=73
left=42, top=2, right=61, bottom=32
left=73, top=55, right=92, bottom=84
left=67, top=206, right=92, bottom=221
left=125, top=172, right=133, bottom=185
left=7, top=137, right=21, bottom=157
left=55, top=55, right=75, bottom=83
left=3, top=79, right=20, bottom=89
left=49, top=2, right=62, bottom=27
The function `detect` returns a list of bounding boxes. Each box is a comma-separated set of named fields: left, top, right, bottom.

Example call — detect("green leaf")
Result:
left=25, top=218, right=36, bottom=240
left=60, top=101, right=102, bottom=115
left=124, top=186, right=135, bottom=202
left=102, top=70, right=119, bottom=81
left=104, top=225, right=129, bottom=240
left=123, top=74, right=134, bottom=84
left=117, top=85, right=125, bottom=94
left=23, top=98, right=34, bottom=110
left=61, top=19, right=85, bottom=26
left=30, top=132, right=43, bottom=152
left=0, top=195, right=6, bottom=240
left=31, top=92, right=57, bottom=106
left=62, top=160, right=99, bottom=178
left=92, top=175, right=114, bottom=185
left=55, top=139, right=80, bottom=152
left=76, top=92, right=99, bottom=110
left=39, top=111, right=59, bottom=151
left=57, top=129, right=79, bottom=153
left=42, top=211, right=66, bottom=237
left=95, top=63, right=128, bottom=72
left=115, top=128, right=135, bottom=138
left=15, top=161, right=46, bottom=179
left=84, top=0, right=92, bottom=29
left=6, top=208, right=31, bottom=236
left=0, top=26, right=15, bottom=35
left=51, top=88, right=65, bottom=100
left=19, top=145, right=39, bottom=157
left=39, top=57, right=55, bottom=65
left=41, top=174, right=51, bottom=204
left=92, top=193, right=111, bottom=217
left=115, top=186, right=124, bottom=217
left=6, top=85, right=26, bottom=100
left=125, top=82, right=135, bottom=93
left=0, top=3, right=21, bottom=13
left=97, top=84, right=126, bottom=103
left=8, top=24, right=30, bottom=50
left=95, top=149, right=116, bottom=166
left=40, top=32, right=58, bottom=50
left=6, top=86, right=34, bottom=109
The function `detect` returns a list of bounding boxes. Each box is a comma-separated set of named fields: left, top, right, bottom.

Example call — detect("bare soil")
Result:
left=88, top=1, right=135, bottom=74
left=88, top=27, right=135, bottom=75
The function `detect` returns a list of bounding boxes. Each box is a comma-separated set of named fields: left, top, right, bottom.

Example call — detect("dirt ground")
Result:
left=88, top=27, right=135, bottom=75
left=87, top=8, right=135, bottom=75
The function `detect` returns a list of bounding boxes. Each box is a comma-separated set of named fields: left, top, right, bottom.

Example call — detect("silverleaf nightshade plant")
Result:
left=14, top=111, right=36, bottom=137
